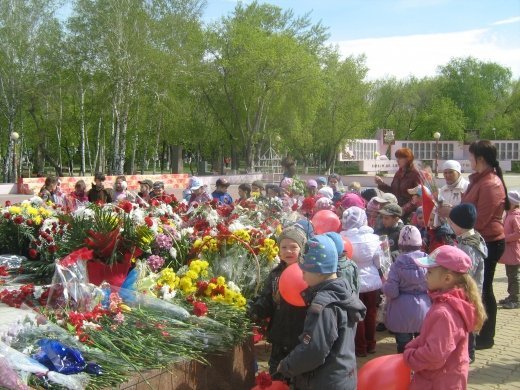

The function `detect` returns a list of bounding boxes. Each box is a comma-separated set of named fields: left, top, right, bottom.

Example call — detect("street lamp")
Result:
left=433, top=131, right=441, bottom=177
left=10, top=132, right=19, bottom=184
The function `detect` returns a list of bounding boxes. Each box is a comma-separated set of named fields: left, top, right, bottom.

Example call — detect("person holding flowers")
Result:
left=249, top=225, right=308, bottom=381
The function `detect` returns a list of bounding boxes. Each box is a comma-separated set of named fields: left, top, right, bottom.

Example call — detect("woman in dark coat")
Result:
left=374, top=147, right=422, bottom=221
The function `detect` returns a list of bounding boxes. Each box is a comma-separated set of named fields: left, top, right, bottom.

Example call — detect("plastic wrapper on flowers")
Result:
left=46, top=248, right=102, bottom=311
left=0, top=341, right=90, bottom=390
left=0, top=254, right=25, bottom=271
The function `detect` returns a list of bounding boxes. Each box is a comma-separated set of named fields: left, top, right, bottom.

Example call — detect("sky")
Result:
left=203, top=0, right=520, bottom=80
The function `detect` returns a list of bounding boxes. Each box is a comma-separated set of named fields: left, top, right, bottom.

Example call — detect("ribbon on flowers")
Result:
left=59, top=248, right=94, bottom=267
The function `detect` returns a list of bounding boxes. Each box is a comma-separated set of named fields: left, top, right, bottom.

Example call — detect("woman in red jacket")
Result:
left=374, top=147, right=422, bottom=221
left=462, top=140, right=509, bottom=350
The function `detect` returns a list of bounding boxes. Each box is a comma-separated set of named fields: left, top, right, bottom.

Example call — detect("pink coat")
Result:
left=403, top=288, right=476, bottom=390
left=499, top=208, right=520, bottom=265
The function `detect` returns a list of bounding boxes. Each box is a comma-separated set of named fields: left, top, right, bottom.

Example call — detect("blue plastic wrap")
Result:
left=119, top=268, right=138, bottom=302
left=33, top=339, right=86, bottom=375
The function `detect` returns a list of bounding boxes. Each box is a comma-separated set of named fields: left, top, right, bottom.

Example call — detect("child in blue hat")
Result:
left=278, top=234, right=366, bottom=390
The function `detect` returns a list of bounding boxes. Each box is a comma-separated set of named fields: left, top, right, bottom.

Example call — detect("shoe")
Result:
left=475, top=341, right=494, bottom=350
left=499, top=297, right=512, bottom=304
left=469, top=356, right=475, bottom=364
left=502, top=301, right=520, bottom=309
left=376, top=323, right=387, bottom=332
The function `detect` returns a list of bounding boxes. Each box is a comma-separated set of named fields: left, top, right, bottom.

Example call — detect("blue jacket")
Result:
left=279, top=278, right=366, bottom=390
left=382, top=250, right=431, bottom=333
left=211, top=190, right=233, bottom=205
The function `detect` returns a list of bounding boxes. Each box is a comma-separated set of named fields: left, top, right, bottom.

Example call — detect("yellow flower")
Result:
left=235, top=296, right=247, bottom=308
left=276, top=224, right=283, bottom=235
left=217, top=276, right=226, bottom=286
left=33, top=216, right=42, bottom=226
left=39, top=207, right=52, bottom=218
left=8, top=206, right=22, bottom=215
left=119, top=304, right=132, bottom=312
left=26, top=206, right=39, bottom=216
left=179, top=276, right=193, bottom=292
left=193, top=239, right=203, bottom=249
left=185, top=270, right=198, bottom=280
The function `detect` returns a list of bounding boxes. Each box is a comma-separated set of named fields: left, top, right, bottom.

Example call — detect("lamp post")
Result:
left=433, top=131, right=441, bottom=177
left=10, top=132, right=19, bottom=184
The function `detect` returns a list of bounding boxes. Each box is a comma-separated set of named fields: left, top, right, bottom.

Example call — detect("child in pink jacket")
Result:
left=403, top=246, right=487, bottom=389
left=499, top=190, right=520, bottom=309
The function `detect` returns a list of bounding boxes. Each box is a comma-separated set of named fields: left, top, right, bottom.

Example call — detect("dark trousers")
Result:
left=477, top=239, right=505, bottom=346
left=395, top=332, right=419, bottom=353
left=505, top=264, right=519, bottom=302
left=268, top=344, right=291, bottom=380
left=355, top=290, right=379, bottom=354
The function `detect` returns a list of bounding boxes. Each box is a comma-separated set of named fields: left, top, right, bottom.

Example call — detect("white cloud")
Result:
left=334, top=28, right=520, bottom=80
left=492, top=16, right=520, bottom=26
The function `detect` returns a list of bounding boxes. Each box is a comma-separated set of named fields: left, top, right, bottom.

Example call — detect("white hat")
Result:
left=189, top=176, right=203, bottom=190
left=342, top=206, right=368, bottom=230
left=318, top=186, right=334, bottom=200
left=508, top=190, right=520, bottom=206
left=442, top=160, right=461, bottom=174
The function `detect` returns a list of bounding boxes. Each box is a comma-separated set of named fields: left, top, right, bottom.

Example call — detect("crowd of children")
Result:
left=35, top=150, right=519, bottom=388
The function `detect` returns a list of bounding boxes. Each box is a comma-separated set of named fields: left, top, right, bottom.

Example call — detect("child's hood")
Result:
left=306, top=278, right=366, bottom=326
left=430, top=288, right=477, bottom=332
left=459, top=232, right=488, bottom=258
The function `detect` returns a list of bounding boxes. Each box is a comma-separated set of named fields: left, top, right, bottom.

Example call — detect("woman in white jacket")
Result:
left=341, top=206, right=382, bottom=357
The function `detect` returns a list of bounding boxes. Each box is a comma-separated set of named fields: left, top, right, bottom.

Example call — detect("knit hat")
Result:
left=189, top=177, right=203, bottom=190
left=415, top=245, right=472, bottom=273
left=373, top=192, right=398, bottom=204
left=278, top=226, right=307, bottom=250
left=398, top=225, right=422, bottom=250
left=306, top=179, right=318, bottom=188
left=378, top=203, right=402, bottom=217
left=280, top=177, right=293, bottom=189
left=295, top=219, right=315, bottom=238
left=324, top=232, right=344, bottom=257
left=318, top=186, right=334, bottom=200
left=449, top=203, right=477, bottom=230
left=340, top=193, right=366, bottom=210
left=508, top=190, right=520, bottom=206
left=316, top=177, right=327, bottom=185
left=315, top=197, right=334, bottom=211
left=442, top=160, right=462, bottom=174
left=342, top=206, right=368, bottom=230
left=300, top=235, right=338, bottom=274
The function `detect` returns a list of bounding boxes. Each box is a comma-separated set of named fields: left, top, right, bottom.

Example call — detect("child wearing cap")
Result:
left=187, top=177, right=211, bottom=205
left=249, top=226, right=308, bottom=381
left=382, top=226, right=430, bottom=353
left=211, top=178, right=233, bottom=205
left=448, top=203, right=487, bottom=363
left=277, top=234, right=366, bottom=390
left=375, top=203, right=404, bottom=259
left=498, top=190, right=520, bottom=309
left=404, top=245, right=487, bottom=390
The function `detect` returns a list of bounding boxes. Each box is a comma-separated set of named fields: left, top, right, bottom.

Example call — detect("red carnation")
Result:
left=144, top=216, right=153, bottom=227
left=28, top=248, right=38, bottom=259
left=13, top=215, right=24, bottom=225
left=3, top=212, right=11, bottom=220
left=119, top=200, right=133, bottom=213
left=192, top=301, right=208, bottom=317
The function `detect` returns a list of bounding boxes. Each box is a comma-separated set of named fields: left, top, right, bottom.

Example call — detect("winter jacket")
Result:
left=404, top=288, right=476, bottom=390
left=456, top=230, right=487, bottom=292
left=249, top=262, right=307, bottom=349
left=377, top=165, right=422, bottom=219
left=278, top=278, right=366, bottom=390
left=462, top=168, right=506, bottom=242
left=382, top=250, right=431, bottom=333
left=341, top=226, right=382, bottom=293
left=375, top=221, right=404, bottom=259
left=87, top=184, right=113, bottom=204
left=500, top=208, right=520, bottom=265
left=211, top=190, right=233, bottom=205
left=337, top=256, right=360, bottom=297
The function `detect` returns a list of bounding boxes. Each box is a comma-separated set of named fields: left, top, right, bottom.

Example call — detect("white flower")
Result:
left=33, top=286, right=43, bottom=300
left=227, top=281, right=241, bottom=293
left=169, top=247, right=177, bottom=259
left=73, top=207, right=95, bottom=220
left=206, top=209, right=219, bottom=227
left=228, top=221, right=246, bottom=232
left=161, top=285, right=176, bottom=300
left=131, top=208, right=145, bottom=225
left=82, top=321, right=101, bottom=330
left=182, top=227, right=194, bottom=235
left=29, top=197, right=44, bottom=206
left=22, top=345, right=34, bottom=355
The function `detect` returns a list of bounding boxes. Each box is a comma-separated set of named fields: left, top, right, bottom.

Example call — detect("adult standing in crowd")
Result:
left=374, top=147, right=422, bottom=222
left=88, top=172, right=113, bottom=204
left=435, top=160, right=469, bottom=225
left=462, top=140, right=509, bottom=350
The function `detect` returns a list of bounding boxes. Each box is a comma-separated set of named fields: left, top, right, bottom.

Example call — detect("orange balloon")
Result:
left=279, top=263, right=308, bottom=307
left=357, top=354, right=411, bottom=390
left=311, top=210, right=341, bottom=234
left=342, top=236, right=353, bottom=259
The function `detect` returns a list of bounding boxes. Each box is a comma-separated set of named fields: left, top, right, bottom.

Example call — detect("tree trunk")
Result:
left=79, top=81, right=86, bottom=176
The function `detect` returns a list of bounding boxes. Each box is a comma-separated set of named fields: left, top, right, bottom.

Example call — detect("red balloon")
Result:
left=251, top=381, right=289, bottom=390
left=357, top=354, right=411, bottom=390
left=311, top=210, right=341, bottom=234
left=342, top=236, right=353, bottom=259
left=279, top=263, right=308, bottom=307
